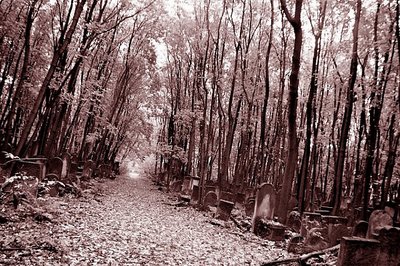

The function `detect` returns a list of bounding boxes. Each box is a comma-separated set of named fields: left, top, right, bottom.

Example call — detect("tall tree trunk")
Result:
left=332, top=0, right=361, bottom=215
left=276, top=0, right=303, bottom=224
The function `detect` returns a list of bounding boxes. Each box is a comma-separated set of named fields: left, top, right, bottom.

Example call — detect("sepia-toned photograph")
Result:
left=0, top=0, right=399, bottom=265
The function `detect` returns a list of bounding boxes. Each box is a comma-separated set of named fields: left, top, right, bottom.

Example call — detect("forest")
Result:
left=0, top=0, right=400, bottom=263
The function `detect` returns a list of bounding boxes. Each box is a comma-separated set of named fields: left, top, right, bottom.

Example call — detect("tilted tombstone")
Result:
left=337, top=237, right=380, bottom=266
left=352, top=220, right=369, bottom=238
left=46, top=157, right=63, bottom=179
left=203, top=191, right=218, bottom=207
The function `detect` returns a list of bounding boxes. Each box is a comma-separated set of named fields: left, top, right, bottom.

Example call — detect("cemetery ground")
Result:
left=0, top=171, right=294, bottom=265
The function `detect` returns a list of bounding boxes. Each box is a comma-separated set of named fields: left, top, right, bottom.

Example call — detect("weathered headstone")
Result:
left=190, top=185, right=200, bottom=204
left=190, top=176, right=200, bottom=190
left=288, top=234, right=304, bottom=253
left=245, top=197, right=255, bottom=217
left=203, top=191, right=218, bottom=208
left=253, top=183, right=276, bottom=220
left=46, top=157, right=63, bottom=179
left=61, top=153, right=71, bottom=179
left=82, top=160, right=94, bottom=180
left=376, top=226, right=400, bottom=266
left=235, top=192, right=246, bottom=206
left=204, top=185, right=216, bottom=195
left=287, top=211, right=301, bottom=233
left=181, top=176, right=191, bottom=195
left=352, top=220, right=369, bottom=238
left=11, top=161, right=45, bottom=180
left=337, top=237, right=380, bottom=266
left=220, top=191, right=235, bottom=202
left=170, top=180, right=183, bottom=193
left=367, top=209, right=393, bottom=238
left=216, top=199, right=234, bottom=221
left=329, top=224, right=350, bottom=246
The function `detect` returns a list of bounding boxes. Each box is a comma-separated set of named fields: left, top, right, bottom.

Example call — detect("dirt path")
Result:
left=1, top=174, right=289, bottom=265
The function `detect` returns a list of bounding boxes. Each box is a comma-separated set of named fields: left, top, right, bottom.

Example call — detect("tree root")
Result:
left=261, top=244, right=340, bottom=266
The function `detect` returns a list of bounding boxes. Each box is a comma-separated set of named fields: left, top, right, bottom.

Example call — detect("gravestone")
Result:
left=203, top=191, right=218, bottom=207
left=190, top=185, right=200, bottom=204
left=220, top=191, right=235, bottom=202
left=204, top=185, right=216, bottom=195
left=376, top=226, right=400, bottom=266
left=61, top=153, right=71, bottom=180
left=68, top=162, right=78, bottom=183
left=288, top=234, right=304, bottom=253
left=11, top=161, right=45, bottom=180
left=190, top=176, right=200, bottom=190
left=337, top=237, right=380, bottom=266
left=235, top=192, right=246, bottom=207
left=181, top=176, right=191, bottom=194
left=352, top=220, right=369, bottom=238
left=170, top=180, right=183, bottom=193
left=245, top=197, right=255, bottom=217
left=287, top=211, right=301, bottom=233
left=329, top=224, right=350, bottom=246
left=253, top=183, right=276, bottom=220
left=82, top=160, right=94, bottom=180
left=367, top=209, right=393, bottom=238
left=46, top=157, right=63, bottom=179
left=216, top=199, right=234, bottom=221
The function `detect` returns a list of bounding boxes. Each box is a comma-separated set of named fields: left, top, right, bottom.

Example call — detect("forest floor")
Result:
left=0, top=172, right=291, bottom=265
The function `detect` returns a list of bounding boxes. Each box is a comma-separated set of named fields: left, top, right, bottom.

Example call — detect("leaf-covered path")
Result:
left=1, top=173, right=289, bottom=265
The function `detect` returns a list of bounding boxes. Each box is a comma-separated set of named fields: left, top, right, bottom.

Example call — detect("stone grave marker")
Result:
left=235, top=192, right=246, bottom=208
left=376, top=226, right=400, bottom=266
left=367, top=209, right=393, bottom=238
left=11, top=161, right=45, bottom=180
left=61, top=153, right=71, bottom=179
left=181, top=176, right=191, bottom=194
left=46, top=157, right=63, bottom=179
left=190, top=185, right=200, bottom=204
left=203, top=191, right=218, bottom=208
left=220, top=191, right=235, bottom=202
left=245, top=197, right=255, bottom=217
left=170, top=180, right=183, bottom=193
left=204, top=185, right=216, bottom=195
left=216, top=199, right=234, bottom=221
left=352, top=220, right=369, bottom=238
left=253, top=183, right=276, bottom=221
left=190, top=176, right=200, bottom=190
left=287, top=211, right=301, bottom=233
left=82, top=160, right=94, bottom=180
left=337, top=237, right=380, bottom=266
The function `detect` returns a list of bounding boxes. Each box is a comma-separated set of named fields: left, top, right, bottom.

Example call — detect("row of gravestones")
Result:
left=337, top=207, right=400, bottom=266
left=1, top=153, right=119, bottom=185
left=169, top=178, right=287, bottom=241
left=168, top=176, right=261, bottom=222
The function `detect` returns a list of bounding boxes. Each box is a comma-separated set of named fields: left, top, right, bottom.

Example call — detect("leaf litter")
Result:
left=1, top=175, right=290, bottom=265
